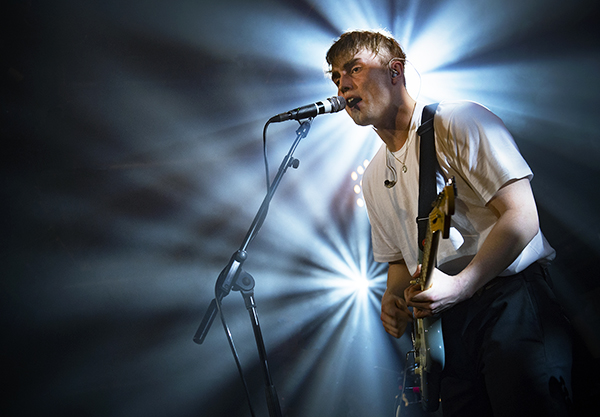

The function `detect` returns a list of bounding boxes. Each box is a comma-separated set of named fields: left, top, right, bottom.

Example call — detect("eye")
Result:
left=351, top=65, right=361, bottom=75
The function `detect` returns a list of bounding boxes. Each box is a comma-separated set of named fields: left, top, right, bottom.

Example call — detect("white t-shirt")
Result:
left=362, top=100, right=555, bottom=276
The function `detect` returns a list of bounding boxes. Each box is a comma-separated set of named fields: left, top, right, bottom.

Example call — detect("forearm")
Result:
left=457, top=179, right=539, bottom=296
left=381, top=260, right=415, bottom=337
left=387, top=260, right=414, bottom=297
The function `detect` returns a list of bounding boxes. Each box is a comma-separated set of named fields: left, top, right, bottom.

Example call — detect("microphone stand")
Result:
left=194, top=119, right=313, bottom=417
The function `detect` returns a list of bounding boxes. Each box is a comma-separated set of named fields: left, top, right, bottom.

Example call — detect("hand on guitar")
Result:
left=405, top=265, right=474, bottom=318
left=381, top=288, right=413, bottom=338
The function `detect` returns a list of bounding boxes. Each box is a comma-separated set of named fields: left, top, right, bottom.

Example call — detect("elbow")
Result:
left=488, top=178, right=540, bottom=247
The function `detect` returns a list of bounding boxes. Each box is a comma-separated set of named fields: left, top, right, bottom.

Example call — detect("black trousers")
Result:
left=439, top=262, right=572, bottom=417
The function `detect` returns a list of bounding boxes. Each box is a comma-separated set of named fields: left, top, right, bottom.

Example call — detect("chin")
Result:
left=352, top=114, right=373, bottom=127
left=349, top=111, right=368, bottom=126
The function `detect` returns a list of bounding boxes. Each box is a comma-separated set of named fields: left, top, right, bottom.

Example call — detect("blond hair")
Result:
left=325, top=30, right=407, bottom=74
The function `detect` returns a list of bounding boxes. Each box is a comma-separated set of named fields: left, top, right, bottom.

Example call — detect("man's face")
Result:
left=330, top=49, right=394, bottom=128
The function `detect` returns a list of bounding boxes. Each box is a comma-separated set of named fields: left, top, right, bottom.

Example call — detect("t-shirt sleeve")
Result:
left=436, top=101, right=533, bottom=204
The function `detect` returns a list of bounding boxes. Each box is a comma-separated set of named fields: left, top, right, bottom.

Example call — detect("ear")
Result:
left=389, top=59, right=405, bottom=84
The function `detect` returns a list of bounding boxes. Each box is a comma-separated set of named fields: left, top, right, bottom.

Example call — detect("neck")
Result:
left=374, top=94, right=417, bottom=152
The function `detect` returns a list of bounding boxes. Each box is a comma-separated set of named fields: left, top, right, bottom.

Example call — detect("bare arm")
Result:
left=380, top=260, right=414, bottom=337
left=406, top=178, right=539, bottom=316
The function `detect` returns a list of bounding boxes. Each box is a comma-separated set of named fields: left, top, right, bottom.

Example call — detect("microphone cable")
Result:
left=215, top=293, right=257, bottom=417
left=262, top=120, right=273, bottom=190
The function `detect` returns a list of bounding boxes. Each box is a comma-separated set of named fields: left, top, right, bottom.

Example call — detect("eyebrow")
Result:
left=331, top=57, right=361, bottom=82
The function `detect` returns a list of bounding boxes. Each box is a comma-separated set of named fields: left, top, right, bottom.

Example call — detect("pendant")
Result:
left=402, top=165, right=407, bottom=173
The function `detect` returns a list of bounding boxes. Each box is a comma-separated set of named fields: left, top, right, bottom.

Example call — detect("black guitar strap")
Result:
left=417, top=103, right=440, bottom=252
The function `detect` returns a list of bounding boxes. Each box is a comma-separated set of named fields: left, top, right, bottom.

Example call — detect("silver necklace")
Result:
left=384, top=141, right=411, bottom=188
left=387, top=144, right=410, bottom=173
left=386, top=102, right=416, bottom=174
left=383, top=102, right=416, bottom=188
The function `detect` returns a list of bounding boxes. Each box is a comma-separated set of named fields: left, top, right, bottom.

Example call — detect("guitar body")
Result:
left=410, top=178, right=456, bottom=412
left=416, top=315, right=444, bottom=411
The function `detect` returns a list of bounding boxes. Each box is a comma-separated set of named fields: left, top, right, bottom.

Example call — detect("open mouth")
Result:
left=347, top=97, right=362, bottom=108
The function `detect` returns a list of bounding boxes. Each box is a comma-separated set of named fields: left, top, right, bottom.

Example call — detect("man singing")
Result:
left=326, top=30, right=572, bottom=417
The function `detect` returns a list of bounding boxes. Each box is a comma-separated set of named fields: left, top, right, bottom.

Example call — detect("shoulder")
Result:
left=435, top=100, right=505, bottom=132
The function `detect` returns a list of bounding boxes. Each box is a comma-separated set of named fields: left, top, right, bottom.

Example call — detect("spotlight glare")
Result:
left=352, top=274, right=371, bottom=294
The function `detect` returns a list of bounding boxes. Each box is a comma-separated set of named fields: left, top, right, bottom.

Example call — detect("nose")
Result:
left=337, top=71, right=354, bottom=95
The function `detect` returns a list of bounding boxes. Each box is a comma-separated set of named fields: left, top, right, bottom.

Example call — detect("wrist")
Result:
left=384, top=287, right=405, bottom=303
left=454, top=270, right=479, bottom=300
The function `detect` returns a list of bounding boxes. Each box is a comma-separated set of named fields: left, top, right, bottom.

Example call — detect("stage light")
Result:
left=349, top=159, right=370, bottom=207
left=351, top=273, right=371, bottom=293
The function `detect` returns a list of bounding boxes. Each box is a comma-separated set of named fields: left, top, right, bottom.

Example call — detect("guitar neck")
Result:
left=417, top=177, right=455, bottom=291
left=420, top=227, right=440, bottom=290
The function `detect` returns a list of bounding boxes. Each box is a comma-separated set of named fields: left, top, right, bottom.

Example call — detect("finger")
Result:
left=383, top=326, right=401, bottom=338
left=413, top=308, right=432, bottom=318
left=382, top=304, right=403, bottom=319
left=410, top=289, right=432, bottom=303
left=394, top=297, right=410, bottom=311
left=381, top=310, right=407, bottom=325
left=413, top=264, right=422, bottom=278
left=406, top=297, right=431, bottom=310
left=381, top=311, right=412, bottom=336
left=381, top=298, right=398, bottom=313
left=381, top=317, right=401, bottom=337
left=398, top=311, right=414, bottom=322
left=404, top=285, right=421, bottom=300
left=383, top=321, right=408, bottom=338
left=410, top=293, right=426, bottom=303
left=381, top=311, right=394, bottom=325
left=385, top=303, right=413, bottom=322
left=396, top=302, right=415, bottom=319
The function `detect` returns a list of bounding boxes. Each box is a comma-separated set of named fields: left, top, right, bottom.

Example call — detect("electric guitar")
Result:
left=410, top=177, right=456, bottom=412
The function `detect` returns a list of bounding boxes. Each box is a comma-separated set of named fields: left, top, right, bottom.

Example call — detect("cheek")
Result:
left=368, top=84, right=391, bottom=106
left=363, top=78, right=383, bottom=96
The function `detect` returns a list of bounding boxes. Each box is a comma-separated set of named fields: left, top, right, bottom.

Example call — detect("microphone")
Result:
left=268, top=96, right=346, bottom=123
